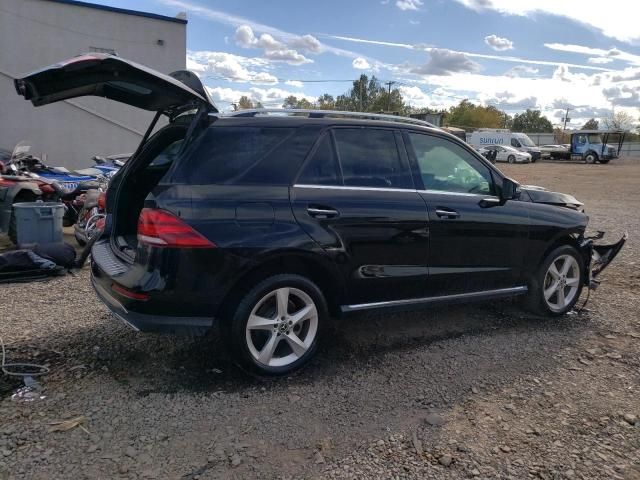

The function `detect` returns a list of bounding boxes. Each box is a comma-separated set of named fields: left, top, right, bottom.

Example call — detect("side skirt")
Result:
left=340, top=286, right=528, bottom=314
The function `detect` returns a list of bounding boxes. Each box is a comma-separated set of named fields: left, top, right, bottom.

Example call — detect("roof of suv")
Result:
left=209, top=115, right=446, bottom=136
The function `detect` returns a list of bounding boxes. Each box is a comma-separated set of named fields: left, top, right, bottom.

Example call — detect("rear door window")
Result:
left=333, top=128, right=412, bottom=189
left=297, top=133, right=341, bottom=186
left=182, top=127, right=294, bottom=184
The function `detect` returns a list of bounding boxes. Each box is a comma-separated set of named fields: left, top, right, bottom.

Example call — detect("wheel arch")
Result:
left=536, top=232, right=590, bottom=284
left=584, top=150, right=599, bottom=161
left=216, top=251, right=345, bottom=319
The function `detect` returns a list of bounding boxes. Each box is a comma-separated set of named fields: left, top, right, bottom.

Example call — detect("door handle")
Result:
left=435, top=208, right=460, bottom=219
left=307, top=207, right=339, bottom=218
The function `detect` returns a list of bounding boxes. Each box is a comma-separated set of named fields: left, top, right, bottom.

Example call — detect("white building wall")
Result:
left=0, top=0, right=186, bottom=168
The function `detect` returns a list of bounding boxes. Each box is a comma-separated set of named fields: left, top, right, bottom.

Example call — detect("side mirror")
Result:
left=500, top=177, right=520, bottom=201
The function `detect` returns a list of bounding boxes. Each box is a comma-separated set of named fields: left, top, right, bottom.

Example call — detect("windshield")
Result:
left=588, top=134, right=602, bottom=144
left=515, top=135, right=536, bottom=147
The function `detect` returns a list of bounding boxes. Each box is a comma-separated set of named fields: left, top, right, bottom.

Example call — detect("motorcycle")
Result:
left=73, top=189, right=106, bottom=246
left=72, top=154, right=129, bottom=245
left=3, top=142, right=106, bottom=231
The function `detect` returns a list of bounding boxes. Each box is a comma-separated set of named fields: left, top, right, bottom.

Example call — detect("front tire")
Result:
left=508, top=155, right=516, bottom=164
left=526, top=245, right=584, bottom=316
left=224, top=274, right=327, bottom=375
left=584, top=152, right=598, bottom=164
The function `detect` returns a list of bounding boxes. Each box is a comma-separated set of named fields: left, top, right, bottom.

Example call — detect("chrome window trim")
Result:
left=293, top=184, right=500, bottom=199
left=418, top=189, right=499, bottom=199
left=293, top=184, right=416, bottom=193
left=341, top=286, right=528, bottom=312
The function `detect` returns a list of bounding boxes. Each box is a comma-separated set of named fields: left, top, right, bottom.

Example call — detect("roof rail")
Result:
left=221, top=108, right=437, bottom=128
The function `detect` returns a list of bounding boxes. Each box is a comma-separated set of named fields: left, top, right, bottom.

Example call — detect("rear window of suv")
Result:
left=180, top=126, right=294, bottom=184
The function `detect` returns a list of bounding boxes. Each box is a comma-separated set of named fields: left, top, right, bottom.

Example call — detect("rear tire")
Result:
left=223, top=274, right=327, bottom=375
left=525, top=245, right=584, bottom=316
left=508, top=155, right=516, bottom=164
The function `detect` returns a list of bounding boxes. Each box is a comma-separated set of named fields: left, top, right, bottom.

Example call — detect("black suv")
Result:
left=16, top=54, right=625, bottom=375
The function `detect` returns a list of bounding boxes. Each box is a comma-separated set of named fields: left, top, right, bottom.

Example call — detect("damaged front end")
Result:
left=580, top=231, right=628, bottom=289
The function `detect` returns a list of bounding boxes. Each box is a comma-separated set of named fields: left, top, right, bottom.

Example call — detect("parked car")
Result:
left=477, top=145, right=531, bottom=164
left=539, top=144, right=570, bottom=160
left=468, top=129, right=541, bottom=162
left=14, top=54, right=626, bottom=375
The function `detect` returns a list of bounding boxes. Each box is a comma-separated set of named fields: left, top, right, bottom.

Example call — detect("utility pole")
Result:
left=385, top=81, right=396, bottom=112
left=359, top=79, right=363, bottom=112
left=562, top=107, right=570, bottom=133
left=561, top=107, right=571, bottom=143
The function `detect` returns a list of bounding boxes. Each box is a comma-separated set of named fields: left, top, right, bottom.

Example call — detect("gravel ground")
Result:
left=1, top=158, right=638, bottom=480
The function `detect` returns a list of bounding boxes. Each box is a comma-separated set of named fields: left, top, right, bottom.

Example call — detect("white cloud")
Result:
left=289, top=34, right=322, bottom=53
left=234, top=25, right=312, bottom=65
left=327, top=34, right=611, bottom=71
left=544, top=43, right=640, bottom=66
left=408, top=49, right=480, bottom=76
left=157, top=0, right=366, bottom=59
left=484, top=34, right=513, bottom=51
left=602, top=84, right=640, bottom=107
left=609, top=67, right=640, bottom=82
left=206, top=86, right=316, bottom=111
left=409, top=20, right=420, bottom=25
left=487, top=93, right=538, bottom=110
left=453, top=0, right=640, bottom=44
left=352, top=57, right=372, bottom=69
left=588, top=57, right=614, bottom=65
left=404, top=67, right=617, bottom=125
left=285, top=80, right=304, bottom=88
left=505, top=65, right=538, bottom=77
left=396, top=0, right=423, bottom=10
left=187, top=50, right=277, bottom=84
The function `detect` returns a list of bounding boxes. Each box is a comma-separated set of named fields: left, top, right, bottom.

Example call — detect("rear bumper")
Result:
left=91, top=275, right=214, bottom=334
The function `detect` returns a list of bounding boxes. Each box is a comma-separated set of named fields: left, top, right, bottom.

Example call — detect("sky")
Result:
left=86, top=0, right=640, bottom=128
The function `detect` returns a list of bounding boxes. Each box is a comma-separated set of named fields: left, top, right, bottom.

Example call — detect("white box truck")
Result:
left=469, top=129, right=541, bottom=162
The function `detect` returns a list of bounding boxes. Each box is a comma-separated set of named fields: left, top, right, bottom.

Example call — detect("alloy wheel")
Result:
left=245, top=287, right=318, bottom=368
left=543, top=254, right=580, bottom=312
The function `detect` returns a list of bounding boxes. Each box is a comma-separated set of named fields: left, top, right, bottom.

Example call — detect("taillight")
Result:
left=111, top=283, right=149, bottom=301
left=97, top=192, right=106, bottom=210
left=137, top=208, right=215, bottom=248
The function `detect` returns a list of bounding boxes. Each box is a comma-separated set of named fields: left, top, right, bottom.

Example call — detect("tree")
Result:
left=511, top=109, right=553, bottom=132
left=282, top=96, right=314, bottom=109
left=317, top=94, right=335, bottom=110
left=332, top=75, right=406, bottom=113
left=581, top=118, right=599, bottom=130
left=236, top=95, right=254, bottom=110
left=445, top=100, right=507, bottom=129
left=603, top=111, right=635, bottom=130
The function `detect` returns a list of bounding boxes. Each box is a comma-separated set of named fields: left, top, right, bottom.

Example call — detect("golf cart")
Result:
left=569, top=130, right=626, bottom=164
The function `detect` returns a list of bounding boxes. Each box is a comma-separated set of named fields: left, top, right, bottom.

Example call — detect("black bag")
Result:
left=33, top=242, right=76, bottom=268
